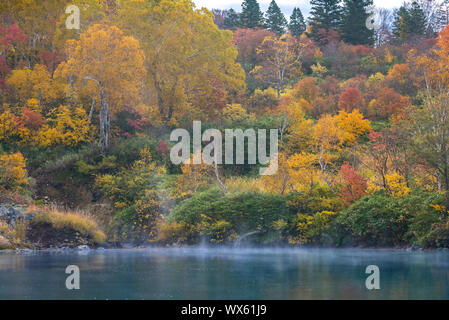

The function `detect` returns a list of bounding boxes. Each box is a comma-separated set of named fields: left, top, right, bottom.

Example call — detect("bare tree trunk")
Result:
left=89, top=98, right=95, bottom=121
left=99, top=89, right=110, bottom=151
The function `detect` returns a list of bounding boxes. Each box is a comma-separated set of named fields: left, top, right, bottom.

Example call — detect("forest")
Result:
left=1, top=0, right=449, bottom=249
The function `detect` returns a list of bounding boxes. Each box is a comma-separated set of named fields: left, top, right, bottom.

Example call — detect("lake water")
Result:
left=0, top=247, right=448, bottom=300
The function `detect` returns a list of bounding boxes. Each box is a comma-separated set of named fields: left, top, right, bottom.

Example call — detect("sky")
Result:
left=193, top=0, right=406, bottom=17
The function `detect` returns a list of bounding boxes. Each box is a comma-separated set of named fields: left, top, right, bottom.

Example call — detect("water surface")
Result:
left=0, top=247, right=448, bottom=299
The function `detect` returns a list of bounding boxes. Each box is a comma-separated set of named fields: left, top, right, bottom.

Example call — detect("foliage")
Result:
left=0, top=152, right=30, bottom=196
left=333, top=194, right=416, bottom=247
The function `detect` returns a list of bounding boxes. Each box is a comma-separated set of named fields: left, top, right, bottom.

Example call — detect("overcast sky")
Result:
left=193, top=0, right=406, bottom=17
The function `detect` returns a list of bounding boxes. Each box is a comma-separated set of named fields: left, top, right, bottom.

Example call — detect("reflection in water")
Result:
left=0, top=248, right=448, bottom=299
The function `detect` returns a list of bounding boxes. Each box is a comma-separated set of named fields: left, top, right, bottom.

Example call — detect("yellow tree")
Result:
left=0, top=152, right=29, bottom=196
left=312, top=114, right=344, bottom=190
left=175, top=153, right=214, bottom=199
left=6, top=64, right=65, bottom=105
left=334, top=109, right=371, bottom=145
left=116, top=0, right=245, bottom=122
left=251, top=34, right=303, bottom=101
left=55, top=24, right=146, bottom=150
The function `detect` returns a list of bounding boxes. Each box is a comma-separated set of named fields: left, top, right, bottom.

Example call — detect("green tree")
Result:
left=289, top=7, right=306, bottom=39
left=407, top=1, right=427, bottom=37
left=264, top=0, right=287, bottom=36
left=223, top=8, right=240, bottom=30
left=393, top=1, right=426, bottom=42
left=340, top=0, right=374, bottom=45
left=307, top=0, right=342, bottom=44
left=409, top=92, right=449, bottom=215
left=240, top=0, right=264, bottom=29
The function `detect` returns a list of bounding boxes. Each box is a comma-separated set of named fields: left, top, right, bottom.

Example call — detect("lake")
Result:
left=0, top=247, right=448, bottom=300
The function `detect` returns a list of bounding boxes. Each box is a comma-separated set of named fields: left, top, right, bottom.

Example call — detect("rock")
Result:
left=0, top=205, right=27, bottom=227
left=0, top=235, right=13, bottom=250
left=76, top=245, right=90, bottom=250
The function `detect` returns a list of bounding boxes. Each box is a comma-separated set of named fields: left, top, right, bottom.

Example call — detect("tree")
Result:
left=339, top=162, right=367, bottom=205
left=240, top=0, right=264, bottom=29
left=393, top=2, right=427, bottom=42
left=264, top=0, right=287, bottom=36
left=338, top=87, right=364, bottom=112
left=407, top=1, right=428, bottom=37
left=289, top=7, right=306, bottom=39
left=223, top=9, right=240, bottom=30
left=307, top=0, right=342, bottom=44
left=340, top=0, right=374, bottom=45
left=251, top=34, right=303, bottom=101
left=409, top=92, right=449, bottom=215
left=0, top=152, right=29, bottom=196
left=55, top=24, right=146, bottom=151
left=116, top=0, right=245, bottom=122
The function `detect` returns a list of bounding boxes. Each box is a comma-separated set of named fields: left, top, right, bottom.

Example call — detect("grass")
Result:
left=31, top=206, right=106, bottom=244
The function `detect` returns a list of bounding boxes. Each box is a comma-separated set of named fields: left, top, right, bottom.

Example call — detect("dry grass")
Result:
left=31, top=205, right=106, bottom=244
left=225, top=176, right=266, bottom=193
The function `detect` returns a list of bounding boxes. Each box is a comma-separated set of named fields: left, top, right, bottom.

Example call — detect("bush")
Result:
left=332, top=194, right=416, bottom=247
left=156, top=220, right=199, bottom=245
left=169, top=188, right=294, bottom=243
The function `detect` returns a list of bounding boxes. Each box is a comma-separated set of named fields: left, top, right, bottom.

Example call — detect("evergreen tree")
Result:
left=307, top=0, right=342, bottom=44
left=340, top=0, right=374, bottom=46
left=264, top=0, right=287, bottom=36
left=392, top=6, right=411, bottom=41
left=392, top=1, right=427, bottom=43
left=240, top=0, right=264, bottom=29
left=289, top=7, right=306, bottom=39
left=223, top=9, right=241, bottom=30
left=407, top=1, right=427, bottom=37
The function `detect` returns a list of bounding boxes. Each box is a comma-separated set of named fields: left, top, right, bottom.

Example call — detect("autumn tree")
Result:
left=55, top=24, right=146, bottom=150
left=338, top=87, right=364, bottom=112
left=0, top=152, right=30, bottom=197
left=409, top=92, right=449, bottom=214
left=251, top=34, right=303, bottom=101
left=339, top=162, right=367, bottom=205
left=116, top=0, right=245, bottom=122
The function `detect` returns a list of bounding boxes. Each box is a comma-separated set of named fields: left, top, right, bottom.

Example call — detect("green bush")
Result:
left=332, top=193, right=419, bottom=247
left=170, top=188, right=294, bottom=242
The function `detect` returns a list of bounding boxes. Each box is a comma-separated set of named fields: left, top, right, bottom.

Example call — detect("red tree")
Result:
left=339, top=162, right=367, bottom=205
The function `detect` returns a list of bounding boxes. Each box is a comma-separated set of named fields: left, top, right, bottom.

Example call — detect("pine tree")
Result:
left=340, top=0, right=374, bottom=45
left=223, top=9, right=240, bottom=30
left=392, top=6, right=411, bottom=41
left=392, top=1, right=427, bottom=43
left=240, top=0, right=264, bottom=29
left=264, top=0, right=287, bottom=36
left=307, top=0, right=342, bottom=44
left=289, top=7, right=306, bottom=39
left=407, top=1, right=427, bottom=37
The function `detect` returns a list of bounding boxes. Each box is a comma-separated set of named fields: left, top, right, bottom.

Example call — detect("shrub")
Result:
left=290, top=211, right=337, bottom=245
left=156, top=220, right=199, bottom=245
left=333, top=194, right=417, bottom=247
left=170, top=188, right=294, bottom=243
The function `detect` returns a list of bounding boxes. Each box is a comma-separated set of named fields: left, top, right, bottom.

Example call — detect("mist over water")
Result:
left=1, top=247, right=448, bottom=299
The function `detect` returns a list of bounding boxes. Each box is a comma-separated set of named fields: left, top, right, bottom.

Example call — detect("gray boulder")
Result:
left=0, top=205, right=31, bottom=227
